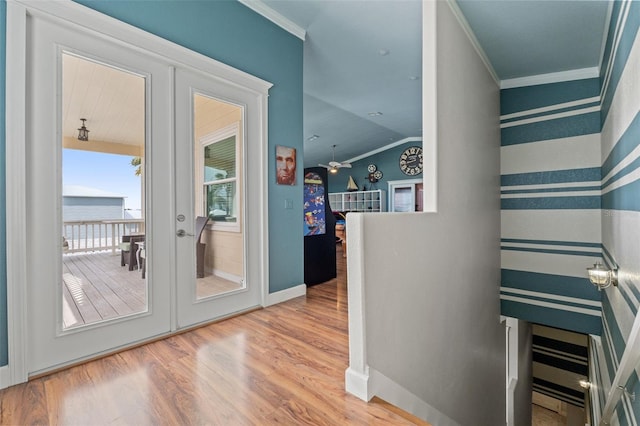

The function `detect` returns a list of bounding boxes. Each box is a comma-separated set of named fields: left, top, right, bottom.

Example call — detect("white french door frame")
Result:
left=5, top=0, right=271, bottom=386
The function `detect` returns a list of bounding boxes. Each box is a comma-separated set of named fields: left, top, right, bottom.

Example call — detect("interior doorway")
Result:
left=531, top=324, right=589, bottom=426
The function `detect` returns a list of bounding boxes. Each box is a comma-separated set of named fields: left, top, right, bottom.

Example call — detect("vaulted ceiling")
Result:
left=255, top=0, right=611, bottom=167
left=64, top=1, right=612, bottom=168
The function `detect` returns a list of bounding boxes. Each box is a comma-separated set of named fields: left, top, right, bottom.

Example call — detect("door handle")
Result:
left=176, top=229, right=194, bottom=237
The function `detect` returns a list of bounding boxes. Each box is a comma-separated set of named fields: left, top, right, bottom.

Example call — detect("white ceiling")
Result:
left=62, top=53, right=145, bottom=151
left=257, top=0, right=611, bottom=167
left=261, top=0, right=422, bottom=167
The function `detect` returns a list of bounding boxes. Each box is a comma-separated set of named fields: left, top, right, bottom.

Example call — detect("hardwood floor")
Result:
left=532, top=404, right=567, bottom=426
left=2, top=244, right=427, bottom=425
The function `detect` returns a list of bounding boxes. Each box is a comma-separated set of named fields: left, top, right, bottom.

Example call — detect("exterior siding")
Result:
left=63, top=196, right=124, bottom=222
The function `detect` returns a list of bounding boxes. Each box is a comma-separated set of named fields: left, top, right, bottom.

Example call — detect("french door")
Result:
left=21, top=7, right=266, bottom=375
left=174, top=68, right=264, bottom=329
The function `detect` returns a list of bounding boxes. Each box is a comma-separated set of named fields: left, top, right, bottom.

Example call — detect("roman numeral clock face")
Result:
left=399, top=146, right=423, bottom=176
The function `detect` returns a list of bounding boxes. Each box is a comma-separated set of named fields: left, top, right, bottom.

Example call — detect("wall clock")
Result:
left=399, top=146, right=423, bottom=176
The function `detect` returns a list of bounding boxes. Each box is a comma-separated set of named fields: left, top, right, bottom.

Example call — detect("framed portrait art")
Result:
left=276, top=145, right=296, bottom=185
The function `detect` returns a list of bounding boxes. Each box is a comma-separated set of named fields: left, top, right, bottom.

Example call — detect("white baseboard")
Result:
left=0, top=365, right=11, bottom=390
left=209, top=268, right=242, bottom=284
left=264, top=283, right=306, bottom=307
left=369, top=368, right=461, bottom=426
left=345, top=366, right=373, bottom=401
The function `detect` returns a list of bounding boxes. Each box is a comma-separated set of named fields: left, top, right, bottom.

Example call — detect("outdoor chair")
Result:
left=120, top=235, right=144, bottom=271
left=196, top=216, right=210, bottom=278
left=140, top=246, right=146, bottom=279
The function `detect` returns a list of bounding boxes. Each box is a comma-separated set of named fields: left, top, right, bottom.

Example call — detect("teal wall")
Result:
left=0, top=0, right=302, bottom=367
left=327, top=141, right=423, bottom=196
left=73, top=0, right=304, bottom=294
left=0, top=0, right=7, bottom=367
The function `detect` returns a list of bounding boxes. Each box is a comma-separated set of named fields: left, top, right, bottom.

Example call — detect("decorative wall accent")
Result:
left=500, top=78, right=603, bottom=335
left=591, top=1, right=640, bottom=424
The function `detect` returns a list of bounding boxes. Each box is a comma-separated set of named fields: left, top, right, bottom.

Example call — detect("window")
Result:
left=200, top=123, right=241, bottom=232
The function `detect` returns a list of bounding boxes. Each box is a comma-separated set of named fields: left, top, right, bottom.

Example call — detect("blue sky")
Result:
left=63, top=149, right=142, bottom=210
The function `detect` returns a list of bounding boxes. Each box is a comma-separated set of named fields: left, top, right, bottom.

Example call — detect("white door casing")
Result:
left=388, top=179, right=422, bottom=212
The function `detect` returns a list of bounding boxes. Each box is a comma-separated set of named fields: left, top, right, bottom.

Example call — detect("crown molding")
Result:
left=238, top=0, right=306, bottom=41
left=500, top=67, right=600, bottom=89
left=447, top=0, right=500, bottom=88
left=345, top=137, right=422, bottom=164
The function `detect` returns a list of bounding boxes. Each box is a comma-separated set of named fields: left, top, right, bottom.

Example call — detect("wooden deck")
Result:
left=62, top=251, right=147, bottom=329
left=62, top=251, right=243, bottom=329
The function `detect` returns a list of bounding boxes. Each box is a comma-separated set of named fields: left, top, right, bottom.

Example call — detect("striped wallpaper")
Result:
left=500, top=77, right=603, bottom=336
left=593, top=1, right=640, bottom=425
left=532, top=324, right=588, bottom=409
left=502, top=1, right=640, bottom=424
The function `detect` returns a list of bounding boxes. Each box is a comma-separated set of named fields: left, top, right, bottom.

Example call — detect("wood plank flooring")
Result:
left=62, top=252, right=147, bottom=329
left=62, top=252, right=242, bottom=328
left=2, top=244, right=428, bottom=425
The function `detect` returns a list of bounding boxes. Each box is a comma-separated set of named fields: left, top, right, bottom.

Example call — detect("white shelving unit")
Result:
left=328, top=190, right=386, bottom=213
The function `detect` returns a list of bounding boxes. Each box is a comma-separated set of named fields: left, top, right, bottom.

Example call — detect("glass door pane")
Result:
left=26, top=13, right=171, bottom=374
left=61, top=53, right=148, bottom=330
left=193, top=94, right=245, bottom=299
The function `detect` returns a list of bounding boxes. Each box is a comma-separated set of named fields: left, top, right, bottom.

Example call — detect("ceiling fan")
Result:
left=318, top=145, right=352, bottom=174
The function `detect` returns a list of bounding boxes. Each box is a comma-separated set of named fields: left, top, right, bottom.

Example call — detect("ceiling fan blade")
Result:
left=339, top=163, right=352, bottom=168
left=318, top=163, right=331, bottom=169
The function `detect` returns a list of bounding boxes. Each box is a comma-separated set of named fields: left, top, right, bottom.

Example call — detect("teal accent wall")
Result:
left=0, top=0, right=7, bottom=367
left=600, top=0, right=640, bottom=125
left=327, top=141, right=423, bottom=195
left=0, top=0, right=302, bottom=367
left=501, top=78, right=600, bottom=115
left=73, top=1, right=304, bottom=294
left=500, top=78, right=603, bottom=336
left=593, top=1, right=640, bottom=424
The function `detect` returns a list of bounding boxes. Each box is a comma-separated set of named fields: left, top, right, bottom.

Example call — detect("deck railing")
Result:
left=63, top=219, right=144, bottom=254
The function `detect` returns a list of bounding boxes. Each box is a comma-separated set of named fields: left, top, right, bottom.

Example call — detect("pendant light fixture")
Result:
left=78, top=118, right=90, bottom=141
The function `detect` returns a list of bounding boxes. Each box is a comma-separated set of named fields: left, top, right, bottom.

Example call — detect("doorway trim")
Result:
left=5, top=0, right=272, bottom=387
left=387, top=178, right=423, bottom=213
